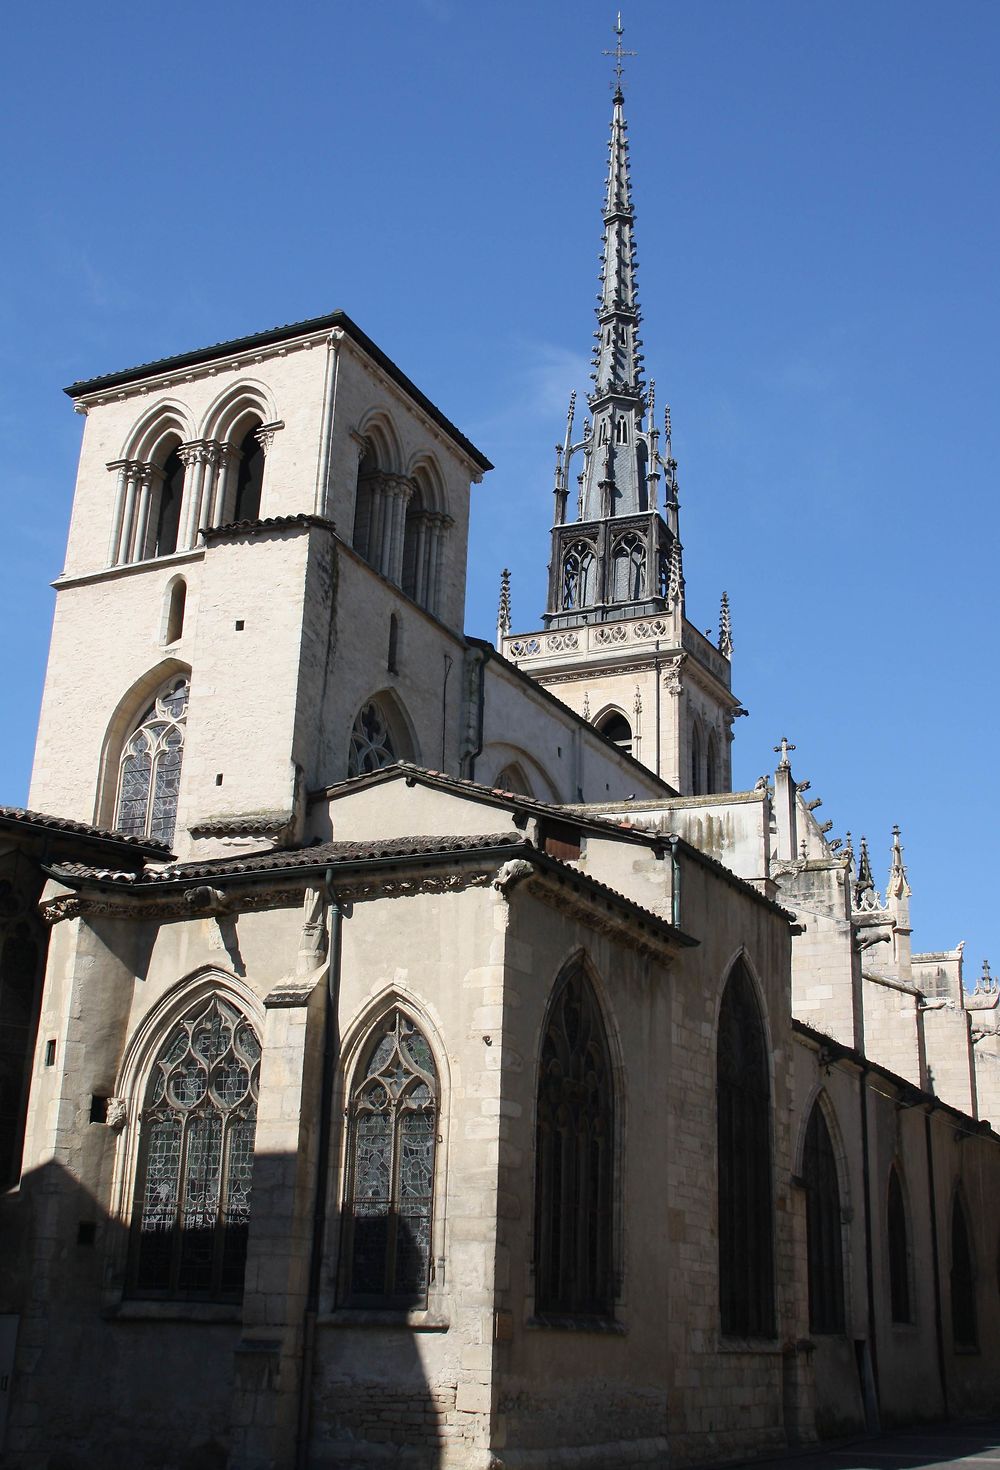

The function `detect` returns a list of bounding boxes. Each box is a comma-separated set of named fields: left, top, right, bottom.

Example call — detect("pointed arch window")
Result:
left=534, top=962, right=614, bottom=1317
left=803, top=1100, right=845, bottom=1333
left=233, top=424, right=264, bottom=522
left=342, top=1010, right=438, bottom=1305
left=717, top=961, right=775, bottom=1337
left=596, top=710, right=632, bottom=756
left=348, top=700, right=399, bottom=776
left=611, top=533, right=646, bottom=603
left=128, top=994, right=260, bottom=1300
left=888, top=1165, right=911, bottom=1323
left=562, top=541, right=597, bottom=611
left=690, top=724, right=703, bottom=796
left=115, top=676, right=189, bottom=846
left=706, top=730, right=719, bottom=794
left=951, top=1190, right=977, bottom=1348
left=153, top=447, right=184, bottom=559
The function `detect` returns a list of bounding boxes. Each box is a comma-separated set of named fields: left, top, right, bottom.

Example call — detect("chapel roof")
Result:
left=63, top=310, right=493, bottom=473
left=0, top=805, right=171, bottom=859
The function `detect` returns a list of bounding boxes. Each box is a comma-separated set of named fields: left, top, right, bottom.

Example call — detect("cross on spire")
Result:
left=603, top=13, right=636, bottom=91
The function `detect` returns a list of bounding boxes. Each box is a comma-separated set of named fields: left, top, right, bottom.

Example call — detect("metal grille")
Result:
left=343, top=1010, right=437, bottom=1305
left=804, top=1101, right=845, bottom=1333
left=717, top=961, right=775, bottom=1337
left=534, top=965, right=614, bottom=1317
left=129, top=995, right=259, bottom=1300
left=115, top=677, right=189, bottom=845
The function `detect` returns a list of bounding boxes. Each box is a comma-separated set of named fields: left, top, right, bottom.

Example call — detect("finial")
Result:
left=854, top=836, right=876, bottom=907
left=886, top=823, right=911, bottom=899
left=647, top=378, right=656, bottom=430
left=773, top=736, right=796, bottom=768
left=719, top=591, right=733, bottom=659
left=665, top=536, right=684, bottom=610
left=844, top=831, right=854, bottom=868
left=582, top=690, right=591, bottom=720
left=664, top=402, right=672, bottom=446
left=496, top=568, right=512, bottom=645
left=979, top=959, right=996, bottom=994
left=603, top=13, right=637, bottom=93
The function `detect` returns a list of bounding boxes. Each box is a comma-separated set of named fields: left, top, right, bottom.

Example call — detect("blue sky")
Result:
left=2, top=1, right=997, bottom=982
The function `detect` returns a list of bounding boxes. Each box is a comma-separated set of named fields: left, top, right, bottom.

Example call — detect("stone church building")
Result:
left=2, top=37, right=1000, bottom=1470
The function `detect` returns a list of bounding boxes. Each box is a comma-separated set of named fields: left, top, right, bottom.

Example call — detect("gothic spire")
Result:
left=886, top=823, right=911, bottom=899
left=855, top=835, right=875, bottom=906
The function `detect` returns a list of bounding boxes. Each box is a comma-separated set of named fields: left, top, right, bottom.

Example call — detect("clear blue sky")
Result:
left=2, top=1, right=997, bottom=982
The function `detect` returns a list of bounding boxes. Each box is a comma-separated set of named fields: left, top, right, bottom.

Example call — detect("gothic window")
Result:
left=717, top=960, right=775, bottom=1337
left=614, top=416, right=629, bottom=444
left=706, top=731, right=719, bottom=793
left=496, top=763, right=532, bottom=796
left=233, top=424, right=264, bottom=522
left=611, top=533, right=645, bottom=602
left=950, top=1190, right=977, bottom=1348
left=348, top=701, right=396, bottom=776
left=803, top=1100, right=845, bottom=1334
left=690, top=725, right=703, bottom=796
left=153, top=447, right=184, bottom=559
left=562, top=541, right=597, bottom=611
left=401, top=487, right=427, bottom=603
left=115, top=676, right=189, bottom=846
left=128, top=994, right=260, bottom=1301
left=164, top=579, right=186, bottom=645
left=387, top=614, right=399, bottom=674
left=342, top=1010, right=438, bottom=1305
left=888, top=1165, right=911, bottom=1323
left=534, top=962, right=614, bottom=1317
left=596, top=710, right=632, bottom=756
left=352, top=446, right=378, bottom=562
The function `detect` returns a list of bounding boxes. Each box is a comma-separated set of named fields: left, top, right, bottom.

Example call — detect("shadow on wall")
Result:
left=0, top=1153, right=443, bottom=1470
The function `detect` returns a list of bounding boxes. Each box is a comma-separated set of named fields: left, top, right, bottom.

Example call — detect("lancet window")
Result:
left=232, top=424, right=265, bottom=522
left=128, top=994, right=260, bottom=1301
left=596, top=710, right=632, bottom=756
left=562, top=541, right=597, bottom=610
left=717, top=960, right=775, bottom=1337
left=803, top=1100, right=845, bottom=1333
left=341, top=1010, right=438, bottom=1305
left=611, top=533, right=645, bottom=602
left=887, top=1165, right=911, bottom=1323
left=534, top=962, right=614, bottom=1317
left=152, top=447, right=184, bottom=558
left=115, top=676, right=189, bottom=846
left=950, top=1190, right=977, bottom=1348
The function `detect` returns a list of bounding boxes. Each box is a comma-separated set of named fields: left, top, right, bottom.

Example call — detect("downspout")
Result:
left=923, top=1103, right=949, bottom=1418
left=858, top=1065, right=880, bottom=1425
left=441, top=654, right=453, bottom=770
left=664, top=835, right=682, bottom=930
left=462, top=646, right=486, bottom=782
left=296, top=871, right=344, bottom=1470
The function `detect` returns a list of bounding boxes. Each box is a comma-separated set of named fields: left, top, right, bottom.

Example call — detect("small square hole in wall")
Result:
left=77, top=1221, right=96, bottom=1246
left=235, top=620, right=245, bottom=631
left=44, top=1040, right=56, bottom=1067
left=90, top=1095, right=108, bottom=1124
left=215, top=773, right=224, bottom=786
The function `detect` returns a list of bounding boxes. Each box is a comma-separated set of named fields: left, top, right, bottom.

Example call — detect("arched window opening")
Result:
left=348, top=698, right=410, bottom=777
left=495, top=763, right=532, bottom=797
left=401, top=487, right=426, bottom=603
left=804, top=1100, right=845, bottom=1333
left=951, top=1191, right=977, bottom=1348
left=888, top=1166, right=911, bottom=1323
left=690, top=725, right=703, bottom=796
left=596, top=710, right=632, bottom=756
left=128, top=994, right=260, bottom=1301
left=614, top=416, right=629, bottom=444
left=706, top=730, right=719, bottom=793
left=341, top=1009, right=438, bottom=1305
left=717, top=961, right=775, bottom=1337
left=165, top=579, right=186, bottom=645
left=233, top=425, right=264, bottom=522
left=115, top=677, right=189, bottom=846
left=153, top=446, right=184, bottom=559
left=611, top=533, right=646, bottom=603
left=563, top=541, right=597, bottom=611
left=387, top=614, right=399, bottom=674
left=352, top=445, right=378, bottom=562
left=535, top=963, right=614, bottom=1317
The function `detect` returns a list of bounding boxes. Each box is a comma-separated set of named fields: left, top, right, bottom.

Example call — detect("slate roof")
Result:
left=63, top=310, right=492, bottom=473
left=0, top=806, right=171, bottom=858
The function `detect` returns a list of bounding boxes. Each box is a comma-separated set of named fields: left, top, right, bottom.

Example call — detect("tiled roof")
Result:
left=201, top=514, right=336, bottom=543
left=0, top=806, right=171, bottom=856
left=63, top=310, right=492, bottom=472
left=50, top=831, right=527, bottom=886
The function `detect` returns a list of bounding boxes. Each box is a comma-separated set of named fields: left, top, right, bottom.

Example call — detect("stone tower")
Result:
left=501, top=25, right=742, bottom=796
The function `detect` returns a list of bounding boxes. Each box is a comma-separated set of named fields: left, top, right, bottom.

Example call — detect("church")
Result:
left=1, top=24, right=999, bottom=1470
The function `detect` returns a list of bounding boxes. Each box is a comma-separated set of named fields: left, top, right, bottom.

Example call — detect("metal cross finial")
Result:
left=773, top=736, right=796, bottom=767
left=603, top=13, right=636, bottom=88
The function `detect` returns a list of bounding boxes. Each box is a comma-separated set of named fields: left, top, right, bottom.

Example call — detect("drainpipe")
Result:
left=664, top=835, right=682, bottom=930
left=923, top=1104, right=949, bottom=1418
left=296, top=871, right=343, bottom=1470
left=858, top=1065, right=880, bottom=1426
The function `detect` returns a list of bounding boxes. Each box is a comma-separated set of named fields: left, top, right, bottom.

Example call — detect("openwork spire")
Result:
left=496, top=567, right=512, bottom=644
left=719, top=591, right=733, bottom=659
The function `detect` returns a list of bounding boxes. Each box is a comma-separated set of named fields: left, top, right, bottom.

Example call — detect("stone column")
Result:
left=212, top=444, right=241, bottom=527
left=196, top=443, right=220, bottom=540
left=178, top=444, right=206, bottom=550
left=106, top=461, right=129, bottom=566
left=413, top=515, right=429, bottom=605
left=118, top=461, right=142, bottom=564
left=130, top=465, right=156, bottom=562
left=388, top=476, right=414, bottom=587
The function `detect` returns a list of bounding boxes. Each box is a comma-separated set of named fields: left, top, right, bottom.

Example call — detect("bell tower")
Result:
left=500, top=19, right=743, bottom=796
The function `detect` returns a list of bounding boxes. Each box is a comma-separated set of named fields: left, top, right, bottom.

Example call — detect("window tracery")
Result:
left=534, top=963, right=614, bottom=1317
left=342, top=1010, right=438, bottom=1305
left=128, top=994, right=260, bottom=1301
left=115, top=677, right=189, bottom=846
left=717, top=961, right=774, bottom=1337
left=348, top=701, right=397, bottom=776
left=803, top=1100, right=845, bottom=1333
left=611, top=533, right=645, bottom=602
left=562, top=541, right=597, bottom=610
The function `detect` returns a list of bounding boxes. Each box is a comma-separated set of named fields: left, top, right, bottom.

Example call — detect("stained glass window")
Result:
left=804, top=1100, right=845, bottom=1333
left=129, top=994, right=260, bottom=1301
left=717, top=960, right=775, bottom=1337
left=348, top=701, right=397, bottom=777
left=534, top=963, right=614, bottom=1317
left=888, top=1166, right=911, bottom=1323
left=343, top=1010, right=438, bottom=1305
left=115, top=677, right=189, bottom=845
left=950, top=1191, right=977, bottom=1348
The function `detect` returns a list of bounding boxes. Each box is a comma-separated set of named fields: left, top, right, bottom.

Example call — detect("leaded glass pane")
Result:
left=804, top=1101, right=845, bottom=1334
left=129, top=994, right=260, bottom=1301
left=344, top=1011, right=438, bottom=1305
left=114, top=677, right=189, bottom=845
